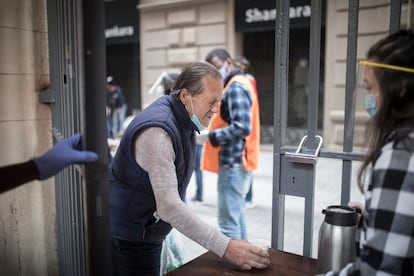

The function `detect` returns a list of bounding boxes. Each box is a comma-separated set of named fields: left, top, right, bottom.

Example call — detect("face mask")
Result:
left=189, top=96, right=205, bottom=131
left=364, top=94, right=378, bottom=117
left=219, top=61, right=228, bottom=79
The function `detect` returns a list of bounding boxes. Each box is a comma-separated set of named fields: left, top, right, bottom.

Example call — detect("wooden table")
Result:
left=165, top=248, right=317, bottom=275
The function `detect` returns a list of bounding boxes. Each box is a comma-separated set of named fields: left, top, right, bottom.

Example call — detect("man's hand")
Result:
left=223, top=239, right=270, bottom=270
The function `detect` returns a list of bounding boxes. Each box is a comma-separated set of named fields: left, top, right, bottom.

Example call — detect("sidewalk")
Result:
left=180, top=144, right=364, bottom=263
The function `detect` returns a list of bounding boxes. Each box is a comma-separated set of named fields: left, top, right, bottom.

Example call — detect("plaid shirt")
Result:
left=327, top=131, right=414, bottom=275
left=209, top=79, right=252, bottom=166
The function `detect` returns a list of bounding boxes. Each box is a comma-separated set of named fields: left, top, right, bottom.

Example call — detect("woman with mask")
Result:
left=325, top=29, right=414, bottom=275
left=110, top=62, right=270, bottom=275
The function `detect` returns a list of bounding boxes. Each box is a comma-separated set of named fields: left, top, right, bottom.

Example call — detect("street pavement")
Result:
left=180, top=144, right=364, bottom=264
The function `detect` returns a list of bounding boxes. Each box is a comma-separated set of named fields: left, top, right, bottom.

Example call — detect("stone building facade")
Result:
left=0, top=0, right=58, bottom=275
left=324, top=0, right=413, bottom=149
left=138, top=0, right=239, bottom=108
left=138, top=0, right=413, bottom=148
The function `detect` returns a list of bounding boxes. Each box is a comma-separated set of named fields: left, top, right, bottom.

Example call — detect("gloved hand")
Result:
left=196, top=130, right=210, bottom=144
left=32, top=133, right=98, bottom=180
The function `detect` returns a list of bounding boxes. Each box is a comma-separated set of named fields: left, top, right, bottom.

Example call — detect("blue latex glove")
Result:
left=32, top=133, right=98, bottom=180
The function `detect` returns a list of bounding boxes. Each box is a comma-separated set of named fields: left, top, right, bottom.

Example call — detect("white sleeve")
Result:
left=134, top=127, right=230, bottom=257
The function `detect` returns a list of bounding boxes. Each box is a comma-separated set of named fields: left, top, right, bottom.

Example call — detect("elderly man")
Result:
left=110, top=62, right=269, bottom=275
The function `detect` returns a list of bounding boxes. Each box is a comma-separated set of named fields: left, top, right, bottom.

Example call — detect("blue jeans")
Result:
left=194, top=144, right=203, bottom=200
left=217, top=164, right=252, bottom=240
left=245, top=176, right=253, bottom=203
left=112, top=104, right=127, bottom=133
left=112, top=237, right=162, bottom=276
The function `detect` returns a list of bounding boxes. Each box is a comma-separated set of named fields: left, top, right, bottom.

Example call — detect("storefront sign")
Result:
left=105, top=0, right=139, bottom=45
left=105, top=25, right=135, bottom=39
left=236, top=0, right=324, bottom=32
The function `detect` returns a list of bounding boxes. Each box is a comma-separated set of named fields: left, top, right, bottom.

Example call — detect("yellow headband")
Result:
left=233, top=61, right=247, bottom=70
left=359, top=60, right=414, bottom=74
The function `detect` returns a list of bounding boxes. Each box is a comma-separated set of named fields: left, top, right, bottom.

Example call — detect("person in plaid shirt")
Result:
left=199, top=48, right=260, bottom=240
left=326, top=29, right=414, bottom=275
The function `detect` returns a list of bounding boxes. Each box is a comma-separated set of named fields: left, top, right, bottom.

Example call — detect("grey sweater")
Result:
left=134, top=127, right=230, bottom=257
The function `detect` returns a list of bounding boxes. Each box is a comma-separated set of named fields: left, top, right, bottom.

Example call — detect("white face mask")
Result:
left=189, top=96, right=205, bottom=131
left=218, top=61, right=229, bottom=79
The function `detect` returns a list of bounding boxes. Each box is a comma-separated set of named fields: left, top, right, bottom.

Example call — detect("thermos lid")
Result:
left=322, top=205, right=358, bottom=226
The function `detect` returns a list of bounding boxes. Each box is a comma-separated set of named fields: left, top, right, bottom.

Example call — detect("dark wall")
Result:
left=243, top=30, right=277, bottom=127
left=243, top=27, right=324, bottom=129
left=105, top=0, right=141, bottom=115
left=106, top=43, right=141, bottom=115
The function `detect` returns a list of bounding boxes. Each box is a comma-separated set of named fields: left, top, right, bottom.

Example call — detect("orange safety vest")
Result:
left=201, top=74, right=260, bottom=173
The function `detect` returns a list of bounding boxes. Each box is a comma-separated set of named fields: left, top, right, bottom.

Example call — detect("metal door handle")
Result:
left=285, top=135, right=323, bottom=164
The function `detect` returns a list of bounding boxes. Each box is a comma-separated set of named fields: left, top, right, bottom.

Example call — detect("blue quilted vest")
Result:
left=109, top=95, right=196, bottom=243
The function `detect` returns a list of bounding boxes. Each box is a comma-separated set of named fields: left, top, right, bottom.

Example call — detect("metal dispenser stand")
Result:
left=279, top=135, right=323, bottom=257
